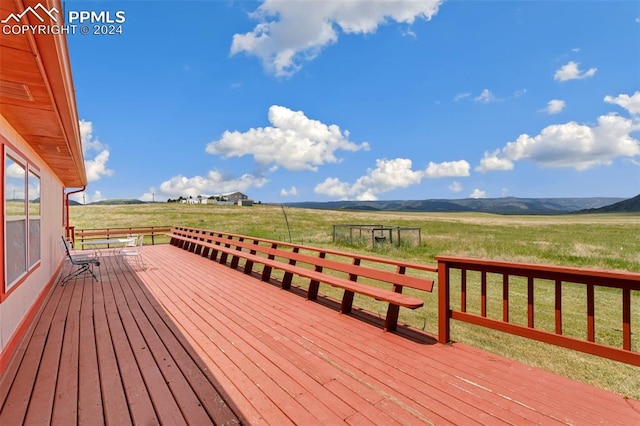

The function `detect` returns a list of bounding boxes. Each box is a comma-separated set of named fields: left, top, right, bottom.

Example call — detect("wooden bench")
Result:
left=168, top=226, right=437, bottom=332
left=74, top=226, right=171, bottom=247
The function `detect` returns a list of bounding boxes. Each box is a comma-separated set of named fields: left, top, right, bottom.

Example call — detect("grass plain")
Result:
left=70, top=203, right=640, bottom=398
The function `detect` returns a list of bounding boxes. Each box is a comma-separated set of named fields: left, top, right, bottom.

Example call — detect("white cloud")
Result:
left=554, top=61, right=597, bottom=81
left=79, top=119, right=106, bottom=153
left=151, top=170, right=268, bottom=200
left=501, top=115, right=640, bottom=170
left=6, top=161, right=24, bottom=178
left=85, top=150, right=114, bottom=182
left=513, top=89, right=527, bottom=98
left=280, top=186, right=298, bottom=197
left=206, top=105, right=369, bottom=171
left=92, top=190, right=104, bottom=203
left=314, top=177, right=353, bottom=199
left=474, top=89, right=497, bottom=103
left=544, top=99, right=566, bottom=114
left=458, top=89, right=522, bottom=103
left=425, top=160, right=470, bottom=177
left=478, top=97, right=640, bottom=172
left=604, top=91, right=640, bottom=115
left=79, top=119, right=113, bottom=182
left=469, top=189, right=486, bottom=199
left=476, top=150, right=514, bottom=172
left=314, top=157, right=468, bottom=200
left=230, top=0, right=441, bottom=76
left=449, top=181, right=462, bottom=192
left=355, top=158, right=425, bottom=193
left=69, top=190, right=103, bottom=204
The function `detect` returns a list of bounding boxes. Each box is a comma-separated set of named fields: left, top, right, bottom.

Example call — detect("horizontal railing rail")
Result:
left=436, top=256, right=640, bottom=366
left=74, top=226, right=172, bottom=247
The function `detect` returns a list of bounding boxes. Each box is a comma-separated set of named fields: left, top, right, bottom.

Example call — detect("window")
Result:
left=5, top=155, right=27, bottom=286
left=4, top=150, right=40, bottom=290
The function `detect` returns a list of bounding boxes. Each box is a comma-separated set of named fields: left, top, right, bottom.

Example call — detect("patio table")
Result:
left=80, top=237, right=136, bottom=257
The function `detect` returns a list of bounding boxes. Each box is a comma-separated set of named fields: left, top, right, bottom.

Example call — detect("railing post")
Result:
left=438, top=259, right=450, bottom=344
left=527, top=276, right=535, bottom=328
left=281, top=246, right=299, bottom=288
left=555, top=279, right=563, bottom=335
left=622, top=288, right=631, bottom=351
left=307, top=251, right=326, bottom=300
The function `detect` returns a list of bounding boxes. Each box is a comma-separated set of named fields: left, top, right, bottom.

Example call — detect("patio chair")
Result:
left=60, top=236, right=100, bottom=284
left=119, top=234, right=145, bottom=269
left=60, top=237, right=95, bottom=260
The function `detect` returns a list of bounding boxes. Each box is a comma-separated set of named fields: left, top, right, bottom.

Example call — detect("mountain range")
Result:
left=578, top=194, right=640, bottom=213
left=286, top=196, right=639, bottom=215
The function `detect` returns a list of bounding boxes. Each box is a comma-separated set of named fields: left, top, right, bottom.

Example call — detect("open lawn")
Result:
left=70, top=203, right=640, bottom=398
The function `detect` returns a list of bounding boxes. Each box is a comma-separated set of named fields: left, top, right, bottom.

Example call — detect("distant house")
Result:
left=238, top=199, right=254, bottom=207
left=223, top=192, right=248, bottom=204
left=1, top=1, right=87, bottom=373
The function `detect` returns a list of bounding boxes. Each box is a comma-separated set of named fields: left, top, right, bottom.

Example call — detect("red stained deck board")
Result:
left=100, top=264, right=161, bottom=425
left=2, top=244, right=639, bottom=426
left=117, top=264, right=239, bottom=424
left=108, top=272, right=197, bottom=425
left=145, top=266, right=323, bottom=425
left=118, top=271, right=226, bottom=425
left=0, top=272, right=67, bottom=425
left=141, top=261, right=290, bottom=425
left=165, top=270, right=471, bottom=421
left=373, top=332, right=632, bottom=424
left=104, top=254, right=240, bottom=425
left=206, top=250, right=624, bottom=418
left=152, top=250, right=520, bottom=424
left=151, top=245, right=639, bottom=424
left=91, top=263, right=135, bottom=425
left=50, top=278, right=84, bottom=425
left=23, top=277, right=75, bottom=425
left=151, top=262, right=364, bottom=424
left=76, top=274, right=104, bottom=425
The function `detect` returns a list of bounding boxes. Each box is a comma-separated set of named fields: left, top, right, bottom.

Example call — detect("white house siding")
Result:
left=1, top=115, right=65, bottom=355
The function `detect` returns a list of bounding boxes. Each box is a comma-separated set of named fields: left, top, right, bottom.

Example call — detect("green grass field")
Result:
left=70, top=203, right=640, bottom=398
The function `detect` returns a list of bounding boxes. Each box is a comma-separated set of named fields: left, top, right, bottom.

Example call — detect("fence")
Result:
left=332, top=224, right=422, bottom=248
left=436, top=256, right=640, bottom=366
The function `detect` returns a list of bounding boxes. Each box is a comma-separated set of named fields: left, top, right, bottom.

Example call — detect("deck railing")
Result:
left=436, top=256, right=640, bottom=366
left=74, top=226, right=172, bottom=247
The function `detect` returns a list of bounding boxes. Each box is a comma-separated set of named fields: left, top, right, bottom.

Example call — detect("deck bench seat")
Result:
left=168, top=227, right=436, bottom=332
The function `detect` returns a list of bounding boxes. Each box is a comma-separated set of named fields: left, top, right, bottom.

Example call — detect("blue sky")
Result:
left=62, top=0, right=640, bottom=203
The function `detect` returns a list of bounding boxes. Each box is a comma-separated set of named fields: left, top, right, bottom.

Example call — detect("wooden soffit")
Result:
left=0, top=0, right=86, bottom=187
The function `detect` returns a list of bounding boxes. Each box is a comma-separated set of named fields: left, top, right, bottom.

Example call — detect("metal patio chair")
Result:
left=118, top=234, right=145, bottom=269
left=60, top=236, right=100, bottom=284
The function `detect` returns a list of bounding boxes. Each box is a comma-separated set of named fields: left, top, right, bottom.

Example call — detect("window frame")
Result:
left=28, top=168, right=41, bottom=269
left=3, top=145, right=41, bottom=296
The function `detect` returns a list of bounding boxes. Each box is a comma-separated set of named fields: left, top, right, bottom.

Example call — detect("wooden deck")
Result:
left=1, top=245, right=639, bottom=425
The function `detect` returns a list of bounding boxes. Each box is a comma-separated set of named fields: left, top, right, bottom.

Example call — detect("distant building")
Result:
left=177, top=192, right=251, bottom=205
left=222, top=192, right=248, bottom=204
